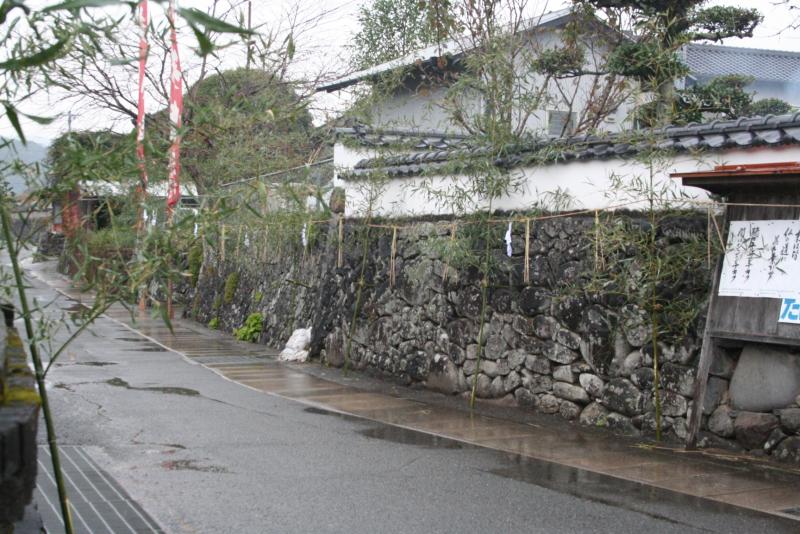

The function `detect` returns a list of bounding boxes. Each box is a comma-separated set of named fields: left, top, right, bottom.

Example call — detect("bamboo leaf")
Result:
left=286, top=34, right=295, bottom=61
left=177, top=7, right=254, bottom=35
left=189, top=23, right=214, bottom=56
left=0, top=36, right=71, bottom=71
left=21, top=111, right=55, bottom=125
left=3, top=103, right=26, bottom=145
left=44, top=0, right=133, bottom=11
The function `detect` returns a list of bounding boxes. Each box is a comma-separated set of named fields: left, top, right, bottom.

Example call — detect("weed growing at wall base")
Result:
left=235, top=313, right=264, bottom=342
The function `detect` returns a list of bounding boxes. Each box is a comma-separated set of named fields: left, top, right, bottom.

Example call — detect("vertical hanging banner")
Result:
left=166, top=0, right=183, bottom=218
left=136, top=0, right=149, bottom=194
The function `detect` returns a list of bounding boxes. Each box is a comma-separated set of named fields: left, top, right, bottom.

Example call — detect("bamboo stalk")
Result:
left=470, top=203, right=494, bottom=410
left=710, top=210, right=725, bottom=249
left=220, top=224, right=226, bottom=263
left=0, top=203, right=74, bottom=533
left=389, top=226, right=398, bottom=288
left=442, top=223, right=456, bottom=282
left=235, top=225, right=242, bottom=259
left=594, top=210, right=600, bottom=270
left=344, top=219, right=372, bottom=374
left=707, top=207, right=712, bottom=268
left=523, top=218, right=530, bottom=284
left=337, top=217, right=344, bottom=269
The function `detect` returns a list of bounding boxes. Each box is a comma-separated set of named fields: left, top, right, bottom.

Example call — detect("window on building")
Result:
left=548, top=110, right=575, bottom=137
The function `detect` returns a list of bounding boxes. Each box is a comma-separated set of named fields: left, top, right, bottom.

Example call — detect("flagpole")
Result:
left=136, top=0, right=149, bottom=312
left=166, top=0, right=183, bottom=320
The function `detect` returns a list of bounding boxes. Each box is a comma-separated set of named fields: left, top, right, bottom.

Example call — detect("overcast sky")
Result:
left=3, top=0, right=799, bottom=145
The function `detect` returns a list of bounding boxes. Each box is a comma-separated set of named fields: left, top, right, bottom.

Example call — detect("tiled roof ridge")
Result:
left=336, top=126, right=470, bottom=140
left=346, top=112, right=800, bottom=177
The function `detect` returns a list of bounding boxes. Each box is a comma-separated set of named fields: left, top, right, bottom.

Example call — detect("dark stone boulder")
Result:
left=734, top=412, right=779, bottom=450
left=426, top=357, right=466, bottom=395
left=708, top=405, right=735, bottom=438
left=661, top=363, right=695, bottom=397
left=764, top=428, right=787, bottom=453
left=601, top=378, right=644, bottom=417
left=406, top=351, right=430, bottom=381
left=532, top=315, right=558, bottom=340
left=773, top=436, right=800, bottom=464
left=554, top=295, right=586, bottom=331
left=490, top=288, right=515, bottom=314
left=446, top=319, right=476, bottom=348
left=777, top=408, right=800, bottom=434
left=518, top=287, right=552, bottom=316
left=515, top=387, right=537, bottom=408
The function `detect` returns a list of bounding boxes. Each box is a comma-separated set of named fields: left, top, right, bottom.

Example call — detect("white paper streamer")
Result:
left=244, top=232, right=250, bottom=247
left=193, top=223, right=198, bottom=237
left=301, top=223, right=308, bottom=248
left=505, top=222, right=513, bottom=257
left=143, top=209, right=149, bottom=225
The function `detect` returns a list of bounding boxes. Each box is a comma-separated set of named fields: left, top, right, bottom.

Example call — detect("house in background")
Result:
left=318, top=8, right=633, bottom=138
left=319, top=8, right=800, bottom=140
left=680, top=43, right=800, bottom=107
left=316, top=5, right=800, bottom=219
left=50, top=181, right=198, bottom=236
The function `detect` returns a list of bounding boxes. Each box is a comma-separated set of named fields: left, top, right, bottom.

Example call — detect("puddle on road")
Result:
left=160, top=459, right=229, bottom=473
left=484, top=454, right=777, bottom=529
left=55, top=361, right=117, bottom=367
left=106, top=377, right=200, bottom=397
left=302, top=406, right=465, bottom=449
left=359, top=426, right=465, bottom=449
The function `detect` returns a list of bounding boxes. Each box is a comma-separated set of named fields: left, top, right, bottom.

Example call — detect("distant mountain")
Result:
left=0, top=139, right=49, bottom=195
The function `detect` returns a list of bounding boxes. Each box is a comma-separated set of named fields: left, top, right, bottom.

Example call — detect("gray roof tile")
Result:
left=341, top=113, right=800, bottom=179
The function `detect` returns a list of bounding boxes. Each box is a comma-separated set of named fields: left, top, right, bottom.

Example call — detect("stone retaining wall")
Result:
left=188, top=213, right=800, bottom=460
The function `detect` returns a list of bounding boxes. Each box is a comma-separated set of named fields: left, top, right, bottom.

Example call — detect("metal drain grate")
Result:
left=36, top=445, right=163, bottom=533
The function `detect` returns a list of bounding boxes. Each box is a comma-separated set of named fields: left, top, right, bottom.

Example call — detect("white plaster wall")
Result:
left=337, top=143, right=800, bottom=218
left=367, top=84, right=473, bottom=133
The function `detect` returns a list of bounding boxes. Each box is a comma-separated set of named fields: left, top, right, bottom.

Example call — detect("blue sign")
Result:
left=779, top=298, right=800, bottom=324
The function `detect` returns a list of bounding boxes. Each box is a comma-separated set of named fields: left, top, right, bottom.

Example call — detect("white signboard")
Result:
left=779, top=298, right=800, bottom=324
left=718, top=220, right=800, bottom=299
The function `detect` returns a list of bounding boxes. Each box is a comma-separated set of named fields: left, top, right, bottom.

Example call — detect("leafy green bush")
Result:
left=234, top=313, right=263, bottom=342
left=224, top=272, right=239, bottom=304
left=188, top=244, right=203, bottom=287
left=208, top=317, right=220, bottom=330
left=86, top=227, right=137, bottom=258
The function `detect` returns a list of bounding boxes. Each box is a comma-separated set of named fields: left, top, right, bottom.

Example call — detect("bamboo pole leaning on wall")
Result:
left=389, top=226, right=398, bottom=288
left=337, top=217, right=344, bottom=269
left=524, top=219, right=531, bottom=284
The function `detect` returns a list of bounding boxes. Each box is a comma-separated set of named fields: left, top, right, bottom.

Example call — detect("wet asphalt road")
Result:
left=25, top=274, right=796, bottom=533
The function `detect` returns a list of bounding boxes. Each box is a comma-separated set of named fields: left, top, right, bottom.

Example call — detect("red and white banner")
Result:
left=135, top=0, right=149, bottom=193
left=166, top=0, right=183, bottom=217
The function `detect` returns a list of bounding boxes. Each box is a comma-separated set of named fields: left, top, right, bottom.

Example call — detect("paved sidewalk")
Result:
left=27, top=260, right=800, bottom=524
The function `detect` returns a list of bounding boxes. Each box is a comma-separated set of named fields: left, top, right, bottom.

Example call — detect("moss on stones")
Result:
left=224, top=272, right=239, bottom=304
